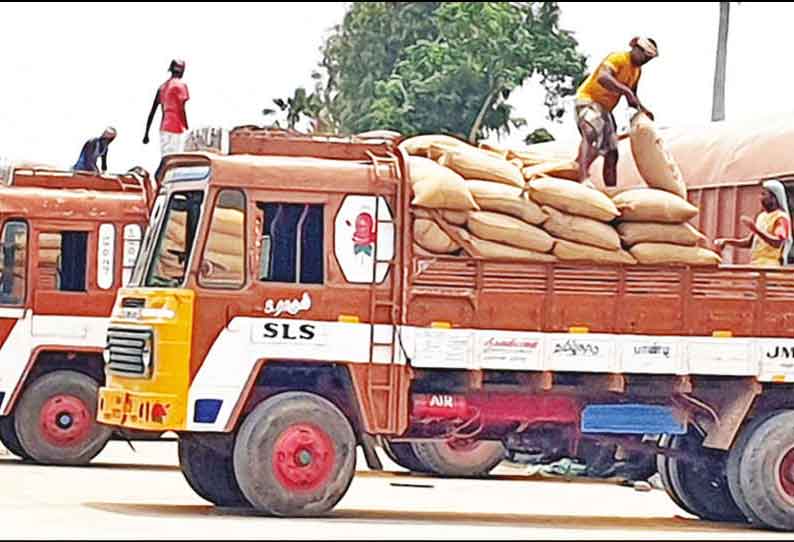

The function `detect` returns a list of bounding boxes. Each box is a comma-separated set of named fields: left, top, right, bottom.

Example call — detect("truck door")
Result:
left=0, top=219, right=30, bottom=412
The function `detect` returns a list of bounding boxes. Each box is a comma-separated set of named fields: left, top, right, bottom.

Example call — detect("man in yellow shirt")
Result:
left=715, top=180, right=792, bottom=267
left=575, top=37, right=658, bottom=187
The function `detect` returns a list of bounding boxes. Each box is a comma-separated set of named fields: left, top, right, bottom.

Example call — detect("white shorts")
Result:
left=160, top=131, right=186, bottom=156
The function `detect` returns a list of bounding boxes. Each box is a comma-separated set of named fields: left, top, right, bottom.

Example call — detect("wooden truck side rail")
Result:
left=407, top=255, right=794, bottom=338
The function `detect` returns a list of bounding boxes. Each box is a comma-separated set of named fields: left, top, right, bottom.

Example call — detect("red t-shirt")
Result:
left=159, top=78, right=189, bottom=133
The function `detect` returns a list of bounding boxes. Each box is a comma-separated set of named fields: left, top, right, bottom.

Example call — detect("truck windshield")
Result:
left=144, top=191, right=204, bottom=288
left=0, top=221, right=27, bottom=305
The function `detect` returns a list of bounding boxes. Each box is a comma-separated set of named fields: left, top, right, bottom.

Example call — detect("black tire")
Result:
left=0, top=414, right=29, bottom=460
left=178, top=433, right=249, bottom=507
left=233, top=392, right=356, bottom=516
left=411, top=440, right=505, bottom=477
left=14, top=371, right=111, bottom=465
left=657, top=434, right=696, bottom=516
left=381, top=439, right=431, bottom=473
left=736, top=410, right=794, bottom=531
left=666, top=430, right=746, bottom=522
left=726, top=411, right=780, bottom=526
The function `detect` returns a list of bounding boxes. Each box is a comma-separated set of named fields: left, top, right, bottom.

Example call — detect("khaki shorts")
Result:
left=575, top=101, right=618, bottom=156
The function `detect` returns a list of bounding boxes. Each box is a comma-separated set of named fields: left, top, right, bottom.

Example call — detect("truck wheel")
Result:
left=381, top=439, right=431, bottom=473
left=0, top=414, right=30, bottom=459
left=657, top=434, right=696, bottom=515
left=726, top=411, right=780, bottom=526
left=666, top=430, right=746, bottom=522
left=411, top=440, right=505, bottom=477
left=14, top=371, right=112, bottom=465
left=736, top=410, right=794, bottom=531
left=178, top=433, right=249, bottom=507
left=233, top=392, right=356, bottom=516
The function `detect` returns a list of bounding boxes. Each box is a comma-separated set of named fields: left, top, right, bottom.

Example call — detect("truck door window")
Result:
left=38, top=231, right=88, bottom=292
left=0, top=221, right=27, bottom=305
left=199, top=189, right=246, bottom=289
left=258, top=203, right=323, bottom=284
left=145, top=191, right=204, bottom=288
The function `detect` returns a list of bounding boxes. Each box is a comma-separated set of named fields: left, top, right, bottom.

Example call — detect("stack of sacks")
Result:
left=616, top=112, right=721, bottom=266
left=159, top=209, right=246, bottom=282
left=529, top=177, right=635, bottom=264
left=402, top=135, right=557, bottom=262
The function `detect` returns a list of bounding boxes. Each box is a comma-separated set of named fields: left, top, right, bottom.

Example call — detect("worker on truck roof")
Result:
left=143, top=59, right=190, bottom=156
left=575, top=37, right=658, bottom=188
left=715, top=180, right=792, bottom=267
left=73, top=126, right=116, bottom=174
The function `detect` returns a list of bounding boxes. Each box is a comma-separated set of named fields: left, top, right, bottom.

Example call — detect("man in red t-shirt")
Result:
left=143, top=59, right=190, bottom=156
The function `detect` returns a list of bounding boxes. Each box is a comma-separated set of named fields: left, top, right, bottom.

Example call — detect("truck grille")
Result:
left=106, top=327, right=153, bottom=377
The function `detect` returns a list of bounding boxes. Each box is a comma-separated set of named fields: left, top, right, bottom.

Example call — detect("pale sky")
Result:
left=0, top=2, right=789, bottom=172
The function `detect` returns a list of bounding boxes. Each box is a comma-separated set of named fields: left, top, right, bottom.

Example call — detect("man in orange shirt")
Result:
left=575, top=37, right=658, bottom=188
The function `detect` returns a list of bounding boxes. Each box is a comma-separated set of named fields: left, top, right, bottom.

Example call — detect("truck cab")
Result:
left=0, top=166, right=153, bottom=464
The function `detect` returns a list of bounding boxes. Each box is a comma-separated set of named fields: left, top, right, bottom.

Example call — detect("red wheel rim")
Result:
left=778, top=447, right=794, bottom=500
left=39, top=394, right=92, bottom=447
left=272, top=423, right=335, bottom=492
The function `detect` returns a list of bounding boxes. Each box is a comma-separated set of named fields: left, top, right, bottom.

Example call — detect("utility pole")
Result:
left=712, top=2, right=730, bottom=121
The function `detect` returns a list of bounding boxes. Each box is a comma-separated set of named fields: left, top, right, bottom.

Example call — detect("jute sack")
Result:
left=541, top=206, right=621, bottom=250
left=399, top=134, right=468, bottom=157
left=467, top=180, right=547, bottom=225
left=413, top=207, right=469, bottom=226
left=528, top=177, right=620, bottom=222
left=413, top=243, right=444, bottom=257
left=436, top=146, right=525, bottom=188
left=408, top=156, right=479, bottom=211
left=630, top=243, right=722, bottom=265
left=613, top=188, right=698, bottom=223
left=467, top=234, right=557, bottom=262
left=414, top=218, right=460, bottom=254
left=522, top=160, right=579, bottom=182
left=468, top=211, right=554, bottom=253
left=204, top=231, right=244, bottom=258
left=171, top=208, right=244, bottom=238
left=477, top=142, right=510, bottom=161
left=617, top=221, right=707, bottom=247
left=630, top=112, right=687, bottom=198
left=553, top=239, right=636, bottom=264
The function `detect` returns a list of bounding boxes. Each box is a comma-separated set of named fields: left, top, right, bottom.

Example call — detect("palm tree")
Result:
left=711, top=2, right=730, bottom=121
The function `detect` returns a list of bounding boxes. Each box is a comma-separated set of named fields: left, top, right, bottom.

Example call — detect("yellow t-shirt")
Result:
left=576, top=51, right=642, bottom=112
left=751, top=209, right=790, bottom=267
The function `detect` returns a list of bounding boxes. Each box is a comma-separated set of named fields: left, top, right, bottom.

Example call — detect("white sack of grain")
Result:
left=630, top=112, right=687, bottom=198
left=436, top=146, right=525, bottom=188
left=541, top=205, right=621, bottom=250
left=467, top=180, right=547, bottom=225
left=400, top=134, right=468, bottom=157
left=612, top=188, right=698, bottom=223
left=413, top=218, right=460, bottom=254
left=467, top=235, right=557, bottom=262
left=617, top=221, right=707, bottom=247
left=528, top=177, right=620, bottom=222
left=553, top=239, right=636, bottom=265
left=630, top=243, right=722, bottom=265
left=467, top=211, right=554, bottom=253
left=408, top=156, right=479, bottom=211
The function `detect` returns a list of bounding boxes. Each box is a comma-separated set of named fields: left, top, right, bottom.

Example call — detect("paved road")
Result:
left=0, top=440, right=789, bottom=540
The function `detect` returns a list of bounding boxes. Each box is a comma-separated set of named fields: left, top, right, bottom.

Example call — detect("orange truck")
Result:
left=0, top=166, right=154, bottom=464
left=98, top=129, right=794, bottom=530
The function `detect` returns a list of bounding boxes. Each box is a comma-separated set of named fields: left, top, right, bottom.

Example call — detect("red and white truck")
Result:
left=0, top=166, right=153, bottom=464
left=97, top=129, right=794, bottom=530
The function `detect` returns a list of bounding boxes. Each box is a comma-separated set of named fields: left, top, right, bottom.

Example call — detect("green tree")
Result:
left=271, top=2, right=586, bottom=143
left=524, top=127, right=555, bottom=145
